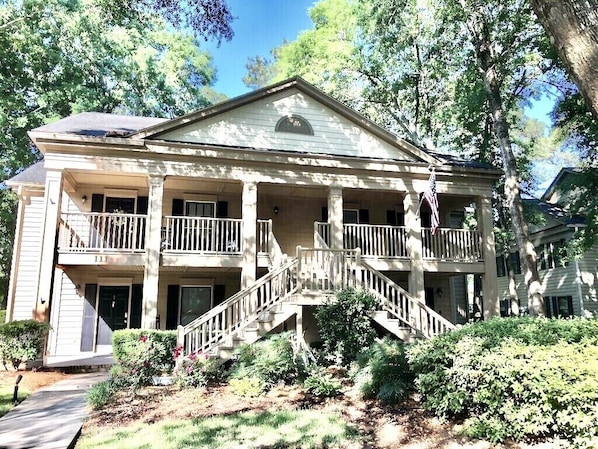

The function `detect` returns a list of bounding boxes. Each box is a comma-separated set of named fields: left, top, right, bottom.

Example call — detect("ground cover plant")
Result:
left=407, top=317, right=598, bottom=447
left=77, top=408, right=359, bottom=449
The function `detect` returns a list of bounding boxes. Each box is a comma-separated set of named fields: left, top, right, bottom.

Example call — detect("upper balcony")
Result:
left=315, top=222, right=484, bottom=271
left=57, top=213, right=273, bottom=267
left=57, top=212, right=484, bottom=272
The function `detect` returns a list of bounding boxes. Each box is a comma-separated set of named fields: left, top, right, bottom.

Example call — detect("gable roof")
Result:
left=131, top=76, right=440, bottom=165
left=33, top=112, right=167, bottom=137
left=5, top=161, right=46, bottom=187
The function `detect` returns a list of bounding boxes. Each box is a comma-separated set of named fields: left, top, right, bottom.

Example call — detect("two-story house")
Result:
left=496, top=168, right=597, bottom=317
left=5, top=77, right=501, bottom=365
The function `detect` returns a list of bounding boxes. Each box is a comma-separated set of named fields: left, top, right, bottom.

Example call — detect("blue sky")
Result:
left=204, top=0, right=316, bottom=98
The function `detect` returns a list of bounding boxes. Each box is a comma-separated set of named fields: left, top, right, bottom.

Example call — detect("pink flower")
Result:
left=139, top=335, right=148, bottom=343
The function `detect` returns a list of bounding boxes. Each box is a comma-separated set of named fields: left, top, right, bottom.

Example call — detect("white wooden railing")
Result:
left=315, top=221, right=482, bottom=262
left=344, top=224, right=408, bottom=257
left=59, top=212, right=146, bottom=252
left=162, top=216, right=242, bottom=253
left=178, top=258, right=298, bottom=356
left=354, top=260, right=455, bottom=338
left=257, top=219, right=271, bottom=254
left=422, top=228, right=482, bottom=261
left=296, top=247, right=360, bottom=292
left=178, top=246, right=456, bottom=356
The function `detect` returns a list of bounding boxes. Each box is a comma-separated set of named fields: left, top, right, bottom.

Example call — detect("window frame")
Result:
left=179, top=285, right=214, bottom=326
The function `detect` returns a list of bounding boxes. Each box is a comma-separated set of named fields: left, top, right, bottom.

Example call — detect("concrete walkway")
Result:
left=0, top=372, right=106, bottom=449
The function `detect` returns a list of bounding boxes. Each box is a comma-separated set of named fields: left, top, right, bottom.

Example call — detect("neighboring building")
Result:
left=5, top=77, right=501, bottom=364
left=497, top=168, right=598, bottom=317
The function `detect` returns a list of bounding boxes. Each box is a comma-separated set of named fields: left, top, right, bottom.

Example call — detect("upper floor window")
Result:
left=537, top=239, right=568, bottom=270
left=275, top=114, right=314, bottom=136
left=496, top=251, right=522, bottom=277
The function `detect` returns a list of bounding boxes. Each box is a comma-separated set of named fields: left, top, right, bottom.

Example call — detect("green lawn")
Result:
left=0, top=385, right=30, bottom=417
left=76, top=409, right=360, bottom=449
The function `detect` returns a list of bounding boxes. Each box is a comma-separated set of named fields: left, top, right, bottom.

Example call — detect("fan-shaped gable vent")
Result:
left=275, top=114, right=314, bottom=136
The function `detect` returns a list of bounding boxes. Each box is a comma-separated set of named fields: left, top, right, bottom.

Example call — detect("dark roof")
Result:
left=6, top=161, right=46, bottom=185
left=33, top=112, right=167, bottom=137
left=524, top=198, right=585, bottom=228
left=428, top=151, right=498, bottom=170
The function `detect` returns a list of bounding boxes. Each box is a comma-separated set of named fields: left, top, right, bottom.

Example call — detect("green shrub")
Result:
left=175, top=352, right=224, bottom=388
left=0, top=320, right=51, bottom=369
left=229, top=332, right=305, bottom=390
left=229, top=376, right=265, bottom=397
left=408, top=317, right=598, bottom=446
left=111, top=330, right=177, bottom=389
left=303, top=368, right=342, bottom=398
left=315, top=288, right=379, bottom=366
left=86, top=380, right=116, bottom=409
left=353, top=338, right=413, bottom=404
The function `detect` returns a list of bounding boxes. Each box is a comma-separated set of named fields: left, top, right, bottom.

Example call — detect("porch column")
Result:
left=404, top=191, right=425, bottom=303
left=142, top=175, right=164, bottom=329
left=241, top=181, right=258, bottom=289
left=35, top=169, right=63, bottom=322
left=328, top=186, right=343, bottom=250
left=477, top=195, right=499, bottom=319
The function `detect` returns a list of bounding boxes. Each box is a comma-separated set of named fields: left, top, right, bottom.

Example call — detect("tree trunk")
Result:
left=461, top=3, right=545, bottom=315
left=529, top=0, right=598, bottom=121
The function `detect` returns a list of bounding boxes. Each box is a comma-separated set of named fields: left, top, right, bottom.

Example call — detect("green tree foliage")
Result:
left=0, top=0, right=233, bottom=303
left=315, top=288, right=379, bottom=367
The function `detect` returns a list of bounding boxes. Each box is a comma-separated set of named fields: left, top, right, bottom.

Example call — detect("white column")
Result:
left=36, top=169, right=63, bottom=321
left=328, top=186, right=343, bottom=250
left=477, top=195, right=499, bottom=319
left=241, top=181, right=258, bottom=289
left=405, top=191, right=425, bottom=303
left=142, top=175, right=164, bottom=329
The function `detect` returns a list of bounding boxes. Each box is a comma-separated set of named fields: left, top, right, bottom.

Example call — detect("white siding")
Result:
left=160, top=90, right=415, bottom=161
left=11, top=196, right=44, bottom=320
left=579, top=246, right=598, bottom=315
left=497, top=264, right=582, bottom=315
left=52, top=272, right=85, bottom=356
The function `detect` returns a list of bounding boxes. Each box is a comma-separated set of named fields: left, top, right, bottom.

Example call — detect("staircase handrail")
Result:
left=354, top=259, right=455, bottom=337
left=179, top=257, right=298, bottom=356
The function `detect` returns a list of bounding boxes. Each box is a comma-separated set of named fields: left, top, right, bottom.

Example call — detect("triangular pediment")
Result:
left=134, top=77, right=438, bottom=164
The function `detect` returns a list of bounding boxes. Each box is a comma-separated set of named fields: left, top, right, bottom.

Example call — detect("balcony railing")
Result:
left=59, top=212, right=146, bottom=252
left=422, top=228, right=483, bottom=262
left=162, top=216, right=242, bottom=253
left=315, top=222, right=482, bottom=262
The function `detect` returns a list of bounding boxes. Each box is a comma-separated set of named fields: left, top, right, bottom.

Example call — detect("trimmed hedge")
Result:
left=408, top=317, right=598, bottom=446
left=111, top=329, right=177, bottom=389
left=0, top=320, right=51, bottom=369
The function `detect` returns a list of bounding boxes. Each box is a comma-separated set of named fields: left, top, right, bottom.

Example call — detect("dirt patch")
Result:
left=84, top=384, right=529, bottom=449
left=0, top=368, right=71, bottom=392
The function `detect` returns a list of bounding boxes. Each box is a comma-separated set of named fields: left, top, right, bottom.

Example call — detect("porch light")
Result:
left=273, top=206, right=279, bottom=215
left=82, top=195, right=87, bottom=204
left=436, top=288, right=443, bottom=297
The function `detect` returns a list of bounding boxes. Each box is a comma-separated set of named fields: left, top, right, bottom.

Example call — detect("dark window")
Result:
left=275, top=115, right=314, bottom=135
left=509, top=251, right=522, bottom=275
left=546, top=296, right=574, bottom=318
left=496, top=255, right=507, bottom=277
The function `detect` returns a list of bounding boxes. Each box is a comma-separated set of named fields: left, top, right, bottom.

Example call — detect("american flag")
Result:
left=423, top=171, right=440, bottom=235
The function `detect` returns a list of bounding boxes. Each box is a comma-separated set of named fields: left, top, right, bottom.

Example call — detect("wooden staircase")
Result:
left=177, top=247, right=455, bottom=359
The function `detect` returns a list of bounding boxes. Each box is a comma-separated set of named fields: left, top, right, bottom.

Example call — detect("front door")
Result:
left=97, top=286, right=130, bottom=346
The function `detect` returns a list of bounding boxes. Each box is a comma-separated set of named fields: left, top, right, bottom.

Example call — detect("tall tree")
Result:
left=529, top=0, right=598, bottom=122
left=443, top=0, right=547, bottom=315
left=0, top=0, right=233, bottom=305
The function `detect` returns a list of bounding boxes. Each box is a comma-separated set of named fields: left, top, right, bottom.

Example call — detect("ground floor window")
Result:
left=180, top=286, right=213, bottom=326
left=546, top=295, right=574, bottom=318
